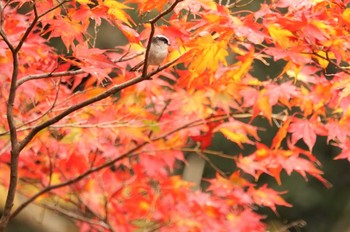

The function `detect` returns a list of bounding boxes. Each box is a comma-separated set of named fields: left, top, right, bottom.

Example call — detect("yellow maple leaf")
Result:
left=312, top=50, right=336, bottom=69
left=255, top=90, right=272, bottom=124
left=104, top=0, right=134, bottom=27
left=188, top=35, right=228, bottom=83
left=271, top=118, right=292, bottom=149
left=219, top=127, right=248, bottom=148
left=342, top=8, right=350, bottom=25
left=230, top=47, right=254, bottom=81
left=76, top=0, right=93, bottom=4
left=267, top=24, right=295, bottom=49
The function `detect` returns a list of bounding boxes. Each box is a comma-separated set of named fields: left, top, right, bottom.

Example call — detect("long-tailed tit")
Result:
left=130, top=35, right=170, bottom=72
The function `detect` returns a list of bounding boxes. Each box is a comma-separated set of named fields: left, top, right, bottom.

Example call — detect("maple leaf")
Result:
left=267, top=24, right=297, bottom=49
left=275, top=0, right=314, bottom=11
left=283, top=155, right=329, bottom=186
left=226, top=209, right=266, bottom=232
left=186, top=34, right=229, bottom=84
left=249, top=184, right=292, bottom=214
left=288, top=118, right=327, bottom=151
left=334, top=140, right=350, bottom=162
left=126, top=0, right=168, bottom=13
left=207, top=175, right=254, bottom=208
left=233, top=16, right=265, bottom=44
left=251, top=89, right=273, bottom=124
left=325, top=119, right=350, bottom=144
left=229, top=47, right=255, bottom=81
left=235, top=153, right=268, bottom=181
left=42, top=15, right=85, bottom=51
left=73, top=46, right=115, bottom=83
left=3, top=0, right=350, bottom=231
left=191, top=121, right=221, bottom=150
left=236, top=142, right=330, bottom=187
left=175, top=0, right=217, bottom=14
left=265, top=81, right=298, bottom=108
left=216, top=120, right=259, bottom=148
left=104, top=0, right=135, bottom=26
left=272, top=117, right=292, bottom=149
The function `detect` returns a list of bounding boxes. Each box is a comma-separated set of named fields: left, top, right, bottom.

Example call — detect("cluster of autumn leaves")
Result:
left=0, top=0, right=350, bottom=231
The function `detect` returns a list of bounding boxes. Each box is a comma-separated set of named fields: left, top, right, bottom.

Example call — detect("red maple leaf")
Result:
left=191, top=121, right=221, bottom=149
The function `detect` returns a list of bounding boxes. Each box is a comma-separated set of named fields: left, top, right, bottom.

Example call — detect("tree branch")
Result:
left=37, top=0, right=69, bottom=20
left=308, top=51, right=350, bottom=76
left=0, top=2, right=14, bottom=52
left=6, top=0, right=184, bottom=224
left=0, top=1, right=68, bottom=229
left=7, top=61, right=185, bottom=218
left=14, top=1, right=39, bottom=53
left=43, top=204, right=111, bottom=231
left=10, top=142, right=146, bottom=220
left=16, top=69, right=84, bottom=88
left=0, top=0, right=24, bottom=228
left=18, top=56, right=181, bottom=152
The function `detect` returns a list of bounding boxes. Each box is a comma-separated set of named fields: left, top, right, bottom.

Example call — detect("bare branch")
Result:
left=148, top=99, right=171, bottom=138
left=0, top=1, right=68, bottom=229
left=307, top=51, right=350, bottom=76
left=0, top=2, right=15, bottom=52
left=0, top=31, right=20, bottom=232
left=196, top=151, right=227, bottom=177
left=16, top=51, right=143, bottom=87
left=18, top=56, right=181, bottom=152
left=0, top=1, right=24, bottom=228
left=14, top=1, right=39, bottom=53
left=37, top=1, right=69, bottom=19
left=279, top=220, right=307, bottom=232
left=15, top=78, right=62, bottom=128
left=16, top=69, right=84, bottom=87
left=181, top=148, right=234, bottom=159
left=43, top=204, right=110, bottom=230
left=10, top=142, right=146, bottom=220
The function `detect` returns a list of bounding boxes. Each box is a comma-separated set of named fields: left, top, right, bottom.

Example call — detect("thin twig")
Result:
left=43, top=204, right=110, bottom=230
left=227, top=0, right=254, bottom=8
left=16, top=51, right=144, bottom=87
left=195, top=151, right=227, bottom=177
left=37, top=0, right=69, bottom=20
left=148, top=99, right=171, bottom=139
left=14, top=1, right=39, bottom=53
left=278, top=220, right=306, bottom=232
left=306, top=51, right=350, bottom=75
left=0, top=3, right=15, bottom=52
left=181, top=148, right=234, bottom=159
left=15, top=77, right=61, bottom=129
left=10, top=142, right=145, bottom=220
left=18, top=56, right=181, bottom=152
left=16, top=69, right=84, bottom=87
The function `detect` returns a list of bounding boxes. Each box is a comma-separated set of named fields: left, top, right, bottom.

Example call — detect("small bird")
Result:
left=130, top=35, right=170, bottom=72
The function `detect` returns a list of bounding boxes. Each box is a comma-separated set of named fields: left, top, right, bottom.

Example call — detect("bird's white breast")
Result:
left=148, top=42, right=169, bottom=65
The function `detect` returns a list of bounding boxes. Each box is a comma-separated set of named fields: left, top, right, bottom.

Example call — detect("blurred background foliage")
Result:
left=2, top=0, right=350, bottom=231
